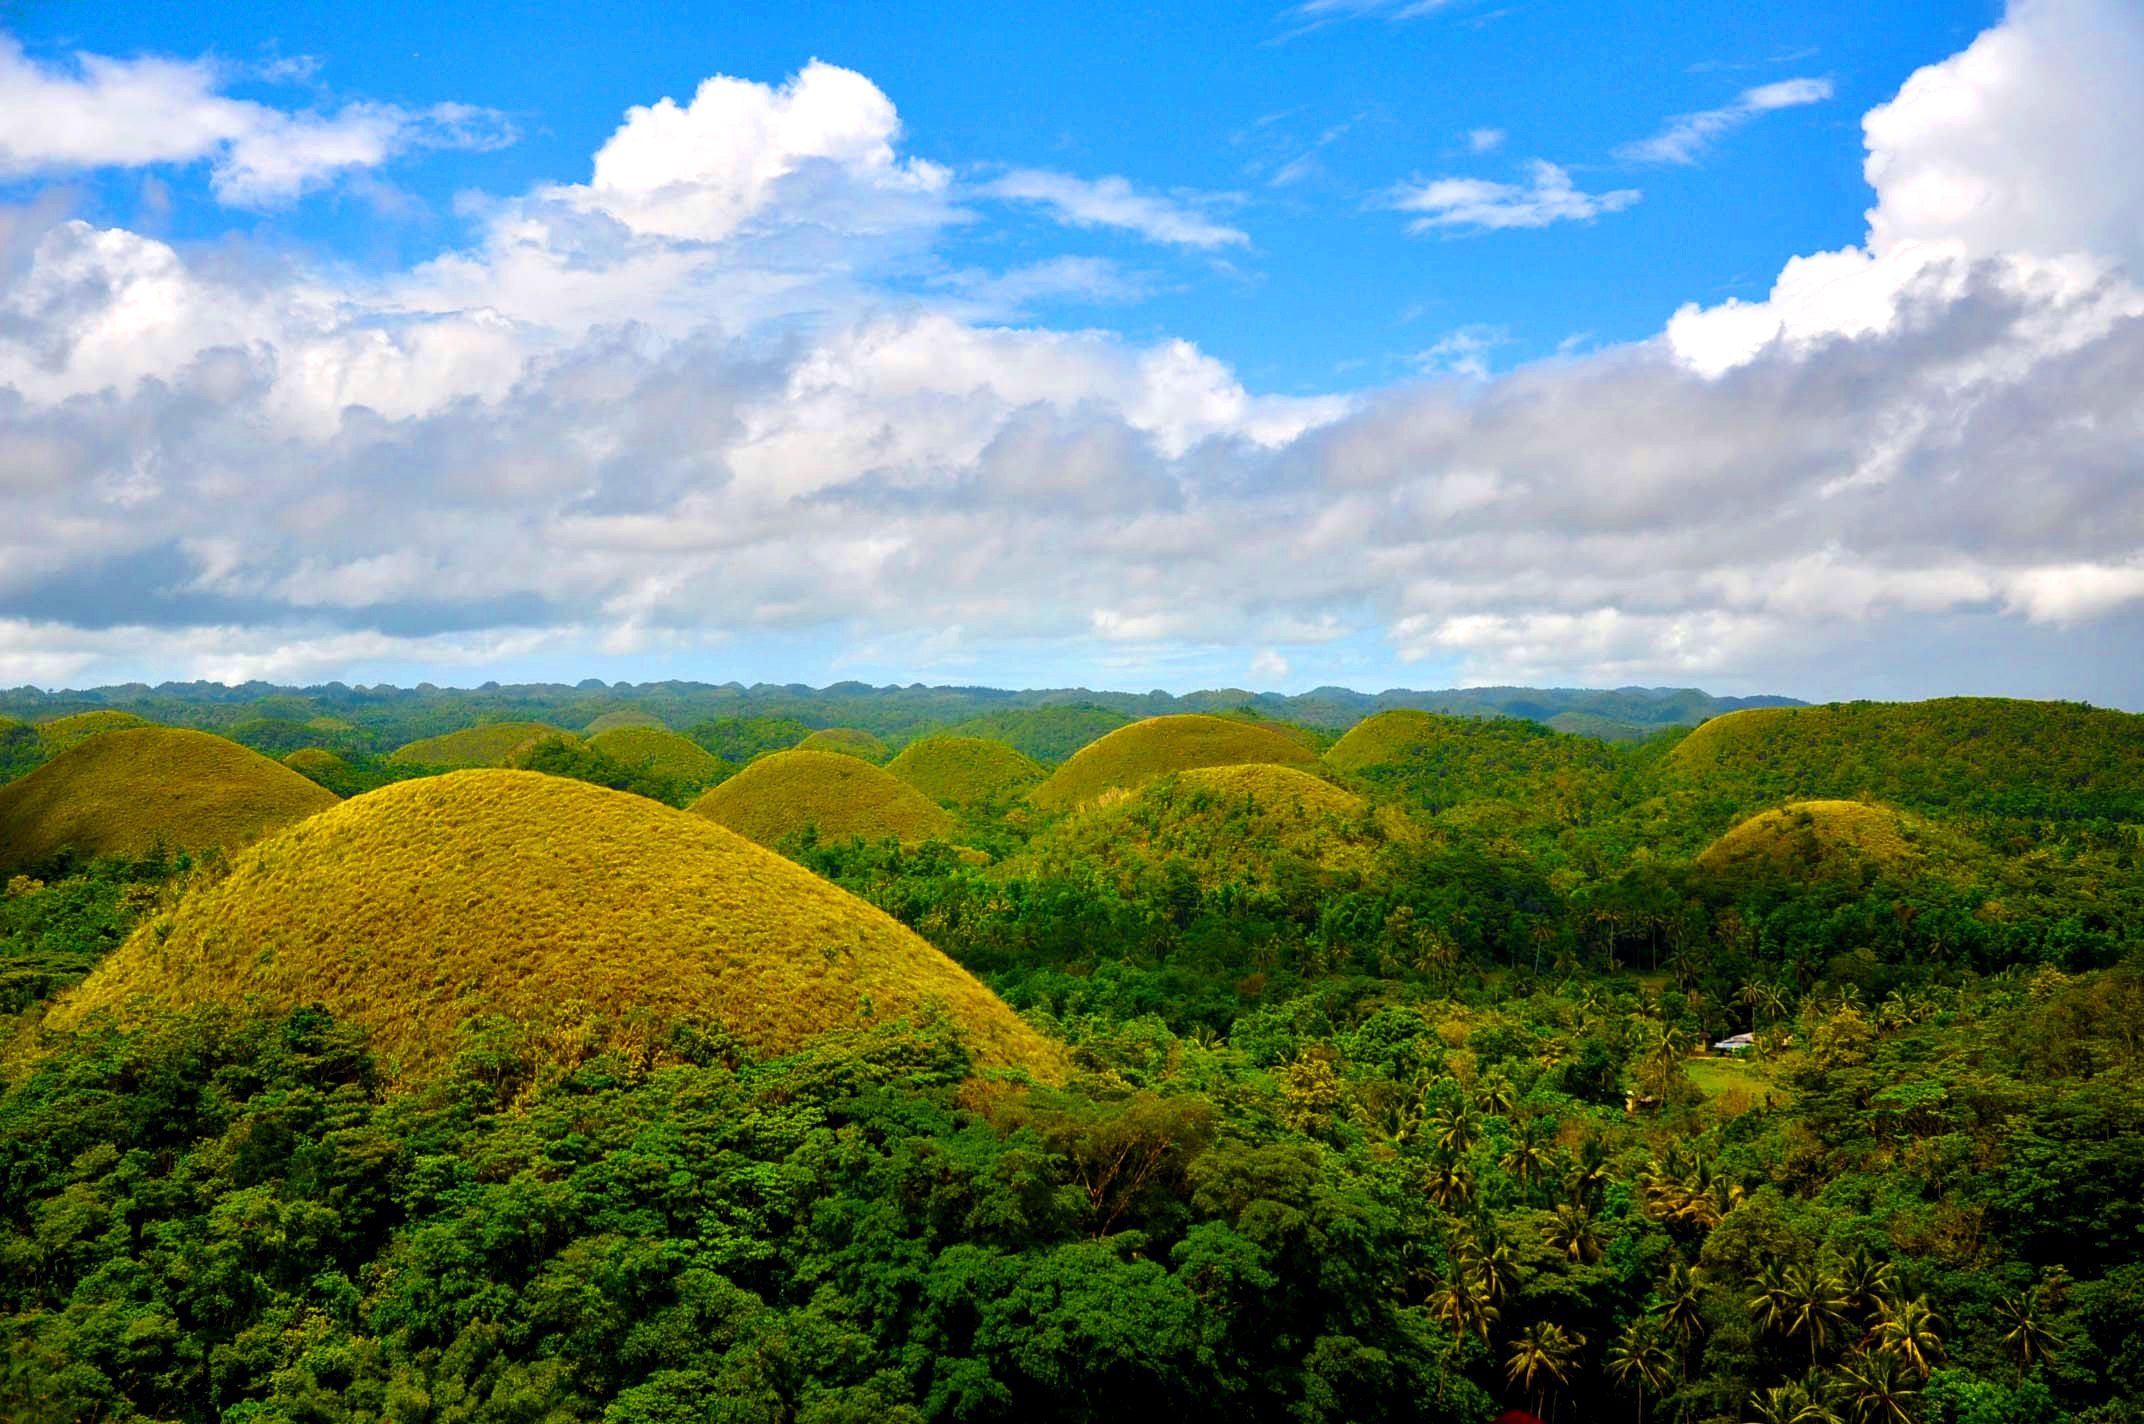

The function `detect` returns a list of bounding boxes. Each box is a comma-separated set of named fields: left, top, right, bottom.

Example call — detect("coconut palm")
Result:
left=1870, top=1294, right=1942, bottom=1378
left=1780, top=1263, right=1851, bottom=1367
left=1659, top=1261, right=1707, bottom=1350
left=1505, top=1320, right=1585, bottom=1420
left=1542, top=1203, right=1605, bottom=1265
left=1424, top=1156, right=1475, bottom=1210
left=1744, top=1380, right=1841, bottom=1424
left=1835, top=1347, right=1919, bottom=1423
left=1431, top=1098, right=1482, bottom=1155
left=1500, top=1115, right=1554, bottom=1188
left=1428, top=1272, right=1499, bottom=1345
left=1605, top=1316, right=1675, bottom=1424
left=1997, top=1288, right=2058, bottom=1373
left=1835, top=1249, right=1896, bottom=1320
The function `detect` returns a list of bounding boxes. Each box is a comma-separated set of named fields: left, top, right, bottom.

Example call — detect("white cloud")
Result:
left=1465, top=127, right=1506, bottom=154
left=1250, top=649, right=1291, bottom=682
left=1391, top=160, right=1640, bottom=233
left=0, top=36, right=513, bottom=206
left=1616, top=77, right=1833, bottom=165
left=1415, top=324, right=1509, bottom=379
left=983, top=169, right=1248, bottom=248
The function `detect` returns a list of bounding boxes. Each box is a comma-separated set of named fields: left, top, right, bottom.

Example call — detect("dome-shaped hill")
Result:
left=1695, top=800, right=1964, bottom=882
left=1028, top=714, right=1321, bottom=812
left=1017, top=763, right=1400, bottom=891
left=795, top=727, right=889, bottom=762
left=691, top=749, right=953, bottom=847
left=585, top=709, right=666, bottom=735
left=0, top=727, right=338, bottom=870
left=589, top=726, right=728, bottom=784
left=1324, top=709, right=1618, bottom=813
left=947, top=705, right=1131, bottom=764
left=389, top=722, right=575, bottom=768
left=283, top=747, right=349, bottom=778
left=37, top=710, right=149, bottom=754
left=45, top=771, right=1059, bottom=1081
left=1667, top=698, right=2144, bottom=822
left=886, top=736, right=1046, bottom=809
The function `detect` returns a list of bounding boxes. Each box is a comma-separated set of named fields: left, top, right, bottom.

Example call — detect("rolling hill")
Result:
left=0, top=727, right=338, bottom=870
left=885, top=736, right=1047, bottom=809
left=43, top=771, right=1059, bottom=1080
left=795, top=727, right=890, bottom=762
left=36, top=710, right=150, bottom=755
left=1694, top=799, right=1970, bottom=883
left=587, top=726, right=730, bottom=785
left=690, top=749, right=955, bottom=847
left=584, top=709, right=666, bottom=734
left=388, top=722, right=577, bottom=768
left=1027, top=714, right=1322, bottom=812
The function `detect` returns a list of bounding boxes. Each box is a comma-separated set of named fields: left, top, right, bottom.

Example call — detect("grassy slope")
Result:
left=588, top=726, right=729, bottom=783
left=945, top=706, right=1132, bottom=765
left=388, top=722, right=577, bottom=768
left=1028, top=715, right=1322, bottom=812
left=0, top=728, right=338, bottom=870
left=1694, top=799, right=1965, bottom=882
left=795, top=727, right=890, bottom=762
left=691, top=749, right=954, bottom=846
left=36, top=711, right=150, bottom=755
left=884, top=736, right=1046, bottom=808
left=1667, top=698, right=2144, bottom=820
left=584, top=709, right=666, bottom=734
left=282, top=748, right=349, bottom=777
left=45, top=771, right=1059, bottom=1081
left=1017, top=763, right=1397, bottom=891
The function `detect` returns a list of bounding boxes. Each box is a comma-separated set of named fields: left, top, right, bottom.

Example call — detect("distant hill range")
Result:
left=0, top=679, right=1800, bottom=750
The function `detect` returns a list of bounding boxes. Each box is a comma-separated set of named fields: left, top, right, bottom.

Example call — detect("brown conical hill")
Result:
left=1016, top=763, right=1403, bottom=891
left=885, top=736, right=1047, bottom=809
left=45, top=771, right=1060, bottom=1081
left=589, top=726, right=729, bottom=784
left=691, top=749, right=953, bottom=847
left=388, top=721, right=576, bottom=767
left=796, top=727, right=890, bottom=762
left=1027, top=714, right=1321, bottom=812
left=1694, top=799, right=1968, bottom=882
left=0, top=727, right=338, bottom=870
left=36, top=710, right=149, bottom=755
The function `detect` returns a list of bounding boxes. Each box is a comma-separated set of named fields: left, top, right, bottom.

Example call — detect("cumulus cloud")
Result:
left=1391, top=160, right=1640, bottom=233
left=982, top=170, right=1248, bottom=248
left=0, top=36, right=513, bottom=205
left=2, top=0, right=2143, bottom=702
left=1615, top=77, right=1833, bottom=165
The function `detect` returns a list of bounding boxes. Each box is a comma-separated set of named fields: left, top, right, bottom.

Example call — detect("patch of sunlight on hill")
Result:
left=1028, top=715, right=1321, bottom=812
left=1695, top=799, right=1975, bottom=883
left=0, top=728, right=338, bottom=870
left=44, top=770, right=1061, bottom=1082
left=36, top=710, right=150, bottom=755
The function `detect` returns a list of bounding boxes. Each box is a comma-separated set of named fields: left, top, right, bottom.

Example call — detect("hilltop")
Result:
left=885, top=736, right=1047, bottom=809
left=1028, top=714, right=1322, bottom=811
left=584, top=709, right=666, bottom=734
left=388, top=722, right=576, bottom=768
left=586, top=726, right=730, bottom=785
left=0, top=728, right=338, bottom=870
left=691, top=749, right=955, bottom=847
left=1326, top=709, right=1621, bottom=818
left=43, top=771, right=1058, bottom=1080
left=36, top=710, right=149, bottom=755
left=795, top=727, right=890, bottom=762
left=1694, top=799, right=1962, bottom=883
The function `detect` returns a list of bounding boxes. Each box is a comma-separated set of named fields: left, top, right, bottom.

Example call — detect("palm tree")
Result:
left=1744, top=1380, right=1840, bottom=1424
left=1605, top=1316, right=1674, bottom=1424
left=1835, top=1347, right=1919, bottom=1423
left=1659, top=1262, right=1706, bottom=1352
left=1542, top=1203, right=1605, bottom=1265
left=1500, top=1115, right=1553, bottom=1188
left=1870, top=1294, right=1942, bottom=1378
left=1835, top=1249, right=1895, bottom=1321
left=1431, top=1098, right=1482, bottom=1155
left=1997, top=1288, right=2058, bottom=1373
left=1475, top=1071, right=1518, bottom=1118
left=1428, top=1272, right=1499, bottom=1345
left=1424, top=1156, right=1474, bottom=1210
left=1506, top=1320, right=1585, bottom=1421
left=1779, top=1263, right=1851, bottom=1367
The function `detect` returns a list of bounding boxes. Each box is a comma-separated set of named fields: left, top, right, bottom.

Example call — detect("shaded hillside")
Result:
left=691, top=749, right=954, bottom=847
left=43, top=772, right=1059, bottom=1081
left=0, top=728, right=338, bottom=871
left=1028, top=715, right=1322, bottom=812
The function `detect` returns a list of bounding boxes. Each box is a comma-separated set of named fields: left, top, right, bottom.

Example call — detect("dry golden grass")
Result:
left=584, top=709, right=666, bottom=735
left=1696, top=799, right=1929, bottom=880
left=1324, top=709, right=1452, bottom=773
left=588, top=726, right=726, bottom=782
left=795, top=727, right=890, bottom=762
left=690, top=749, right=953, bottom=847
left=388, top=722, right=576, bottom=767
left=1027, top=714, right=1321, bottom=811
left=36, top=710, right=150, bottom=754
left=45, top=771, right=1059, bottom=1082
left=0, top=727, right=338, bottom=870
left=1018, top=762, right=1399, bottom=890
left=885, top=736, right=1046, bottom=808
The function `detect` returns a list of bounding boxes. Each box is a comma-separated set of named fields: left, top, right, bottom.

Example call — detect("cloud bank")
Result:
left=0, top=0, right=2141, bottom=702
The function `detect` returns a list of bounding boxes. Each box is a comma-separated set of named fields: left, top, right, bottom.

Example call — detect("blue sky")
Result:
left=2, top=0, right=2141, bottom=704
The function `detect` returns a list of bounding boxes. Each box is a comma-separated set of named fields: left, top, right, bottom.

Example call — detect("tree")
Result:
left=1505, top=1320, right=1585, bottom=1422
left=1834, top=1348, right=1918, bottom=1424
left=1605, top=1316, right=1674, bottom=1424
left=1996, top=1289, right=2058, bottom=1374
left=1869, top=1295, right=1941, bottom=1378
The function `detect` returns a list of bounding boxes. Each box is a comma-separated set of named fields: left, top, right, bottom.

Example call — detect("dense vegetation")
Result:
left=2, top=688, right=2140, bottom=1423
left=1029, top=714, right=1324, bottom=811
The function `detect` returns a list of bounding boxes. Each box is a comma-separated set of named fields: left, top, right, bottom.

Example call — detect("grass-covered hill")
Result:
left=1694, top=799, right=1969, bottom=883
left=388, top=721, right=576, bottom=768
left=944, top=705, right=1132, bottom=764
left=794, top=727, right=890, bottom=762
left=1666, top=697, right=2144, bottom=822
left=1028, top=714, right=1322, bottom=812
left=691, top=749, right=955, bottom=847
left=36, top=710, right=150, bottom=755
left=885, top=736, right=1047, bottom=809
left=282, top=748, right=349, bottom=779
left=0, top=728, right=338, bottom=871
left=587, top=726, right=730, bottom=785
left=1326, top=709, right=1621, bottom=816
left=1016, top=763, right=1400, bottom=892
left=43, top=771, right=1059, bottom=1081
left=583, top=709, right=666, bottom=734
